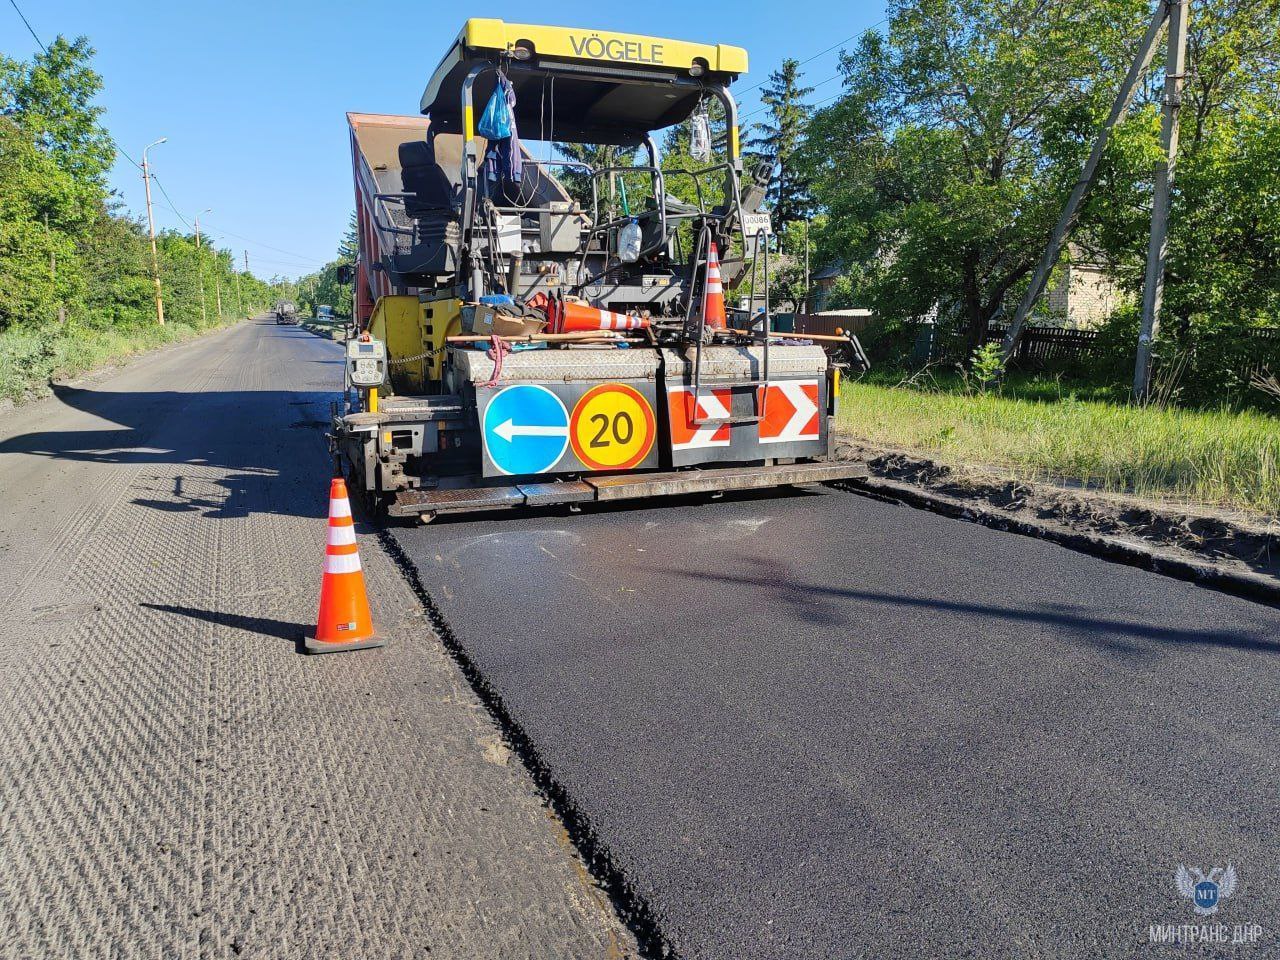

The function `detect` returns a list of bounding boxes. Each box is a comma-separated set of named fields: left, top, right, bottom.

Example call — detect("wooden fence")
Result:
left=930, top=322, right=1280, bottom=378
left=986, top=325, right=1105, bottom=365
left=793, top=313, right=875, bottom=338
left=924, top=324, right=1105, bottom=366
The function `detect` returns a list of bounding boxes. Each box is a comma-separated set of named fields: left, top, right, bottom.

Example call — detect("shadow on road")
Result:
left=0, top=377, right=339, bottom=519
left=667, top=556, right=1277, bottom=656
left=141, top=602, right=307, bottom=645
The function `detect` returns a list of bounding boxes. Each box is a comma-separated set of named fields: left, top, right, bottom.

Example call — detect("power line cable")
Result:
left=150, top=200, right=326, bottom=270
left=738, top=18, right=887, bottom=94
left=196, top=230, right=325, bottom=270
left=6, top=0, right=45, bottom=53
left=740, top=71, right=846, bottom=123
left=197, top=222, right=321, bottom=264
left=149, top=173, right=193, bottom=230
left=112, top=139, right=144, bottom=172
left=147, top=174, right=326, bottom=267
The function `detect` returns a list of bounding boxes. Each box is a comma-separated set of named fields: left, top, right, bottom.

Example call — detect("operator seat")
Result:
left=386, top=136, right=463, bottom=284
left=399, top=138, right=457, bottom=218
left=639, top=194, right=701, bottom=253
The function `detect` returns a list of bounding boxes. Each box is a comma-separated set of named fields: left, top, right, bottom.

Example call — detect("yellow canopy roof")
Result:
left=420, top=19, right=748, bottom=144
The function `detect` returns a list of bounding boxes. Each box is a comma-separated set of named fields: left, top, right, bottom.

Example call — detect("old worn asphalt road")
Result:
left=394, top=487, right=1280, bottom=958
left=0, top=318, right=634, bottom=959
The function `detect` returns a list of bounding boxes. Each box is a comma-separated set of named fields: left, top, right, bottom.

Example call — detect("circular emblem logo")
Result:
left=570, top=384, right=656, bottom=471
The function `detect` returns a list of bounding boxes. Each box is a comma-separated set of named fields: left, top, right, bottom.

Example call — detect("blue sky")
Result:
left=3, top=1, right=886, bottom=279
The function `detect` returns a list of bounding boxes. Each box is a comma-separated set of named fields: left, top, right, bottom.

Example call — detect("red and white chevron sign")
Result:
left=667, top=387, right=731, bottom=449
left=757, top=380, right=820, bottom=443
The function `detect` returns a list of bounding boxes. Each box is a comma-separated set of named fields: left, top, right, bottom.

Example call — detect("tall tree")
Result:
left=1088, top=0, right=1280, bottom=324
left=747, top=59, right=815, bottom=228
left=796, top=0, right=1151, bottom=353
left=297, top=214, right=360, bottom=318
left=337, top=210, right=358, bottom=262
left=0, top=38, right=290, bottom=332
left=0, top=37, right=113, bottom=191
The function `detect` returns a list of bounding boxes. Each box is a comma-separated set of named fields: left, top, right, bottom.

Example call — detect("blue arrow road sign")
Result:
left=482, top=384, right=570, bottom=476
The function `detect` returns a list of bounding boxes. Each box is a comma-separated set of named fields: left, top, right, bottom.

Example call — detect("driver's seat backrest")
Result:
left=399, top=139, right=456, bottom=218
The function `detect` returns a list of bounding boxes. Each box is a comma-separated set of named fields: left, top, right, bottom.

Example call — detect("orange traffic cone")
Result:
left=554, top=299, right=649, bottom=334
left=704, top=242, right=727, bottom=330
left=302, top=477, right=384, bottom=654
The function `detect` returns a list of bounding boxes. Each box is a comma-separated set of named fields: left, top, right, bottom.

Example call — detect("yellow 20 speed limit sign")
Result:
left=570, top=383, right=656, bottom=471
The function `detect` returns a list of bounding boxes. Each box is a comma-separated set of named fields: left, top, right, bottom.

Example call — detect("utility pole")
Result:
left=1000, top=2, right=1173, bottom=362
left=141, top=138, right=168, bottom=325
left=1133, top=0, right=1190, bottom=401
left=194, top=208, right=211, bottom=326
left=234, top=268, right=243, bottom=318
left=802, top=219, right=811, bottom=317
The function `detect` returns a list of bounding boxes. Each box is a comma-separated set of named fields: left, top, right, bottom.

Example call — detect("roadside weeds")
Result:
left=837, top=379, right=1280, bottom=516
left=0, top=315, right=248, bottom=411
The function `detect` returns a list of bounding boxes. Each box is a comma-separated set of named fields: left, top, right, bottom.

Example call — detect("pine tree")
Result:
left=337, top=211, right=358, bottom=262
left=552, top=143, right=641, bottom=216
left=746, top=59, right=814, bottom=228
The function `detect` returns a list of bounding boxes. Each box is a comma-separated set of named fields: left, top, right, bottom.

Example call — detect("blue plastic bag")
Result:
left=478, top=81, right=512, bottom=139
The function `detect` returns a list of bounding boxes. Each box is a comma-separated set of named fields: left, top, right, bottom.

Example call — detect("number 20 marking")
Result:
left=589, top=411, right=634, bottom=448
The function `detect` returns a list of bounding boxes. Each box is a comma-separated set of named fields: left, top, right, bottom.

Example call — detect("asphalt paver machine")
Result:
left=332, top=19, right=869, bottom=520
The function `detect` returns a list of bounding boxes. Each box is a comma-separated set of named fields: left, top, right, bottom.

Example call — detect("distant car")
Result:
left=274, top=300, right=298, bottom=324
left=317, top=305, right=334, bottom=320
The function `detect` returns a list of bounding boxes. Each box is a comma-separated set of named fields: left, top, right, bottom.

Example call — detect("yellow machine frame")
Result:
left=367, top=295, right=462, bottom=396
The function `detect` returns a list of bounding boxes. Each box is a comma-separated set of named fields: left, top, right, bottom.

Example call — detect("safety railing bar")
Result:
left=758, top=227, right=770, bottom=420
left=689, top=222, right=712, bottom=422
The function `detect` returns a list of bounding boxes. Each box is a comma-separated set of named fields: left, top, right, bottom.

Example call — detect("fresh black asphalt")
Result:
left=392, top=485, right=1280, bottom=959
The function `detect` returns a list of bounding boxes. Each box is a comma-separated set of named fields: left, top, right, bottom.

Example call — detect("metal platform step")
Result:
left=386, top=461, right=867, bottom=517
left=585, top=461, right=866, bottom=501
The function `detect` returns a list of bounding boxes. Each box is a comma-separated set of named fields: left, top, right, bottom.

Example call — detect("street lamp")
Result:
left=194, top=208, right=212, bottom=325
left=141, top=138, right=168, bottom=325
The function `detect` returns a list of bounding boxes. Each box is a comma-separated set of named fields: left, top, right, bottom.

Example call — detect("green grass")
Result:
left=838, top=378, right=1280, bottom=517
left=0, top=316, right=242, bottom=404
left=858, top=363, right=1127, bottom=404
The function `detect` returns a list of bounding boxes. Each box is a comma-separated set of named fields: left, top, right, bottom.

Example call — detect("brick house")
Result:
left=1045, top=247, right=1130, bottom=328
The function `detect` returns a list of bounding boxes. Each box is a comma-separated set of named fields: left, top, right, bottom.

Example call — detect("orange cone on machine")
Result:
left=554, top=299, right=650, bottom=333
left=704, top=242, right=727, bottom=330
left=303, top=477, right=384, bottom=654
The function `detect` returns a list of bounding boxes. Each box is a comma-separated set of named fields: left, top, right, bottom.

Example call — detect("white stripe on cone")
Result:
left=617, top=315, right=645, bottom=330
left=707, top=246, right=724, bottom=293
left=600, top=311, right=647, bottom=331
left=327, top=524, right=357, bottom=547
left=329, top=497, right=352, bottom=518
left=324, top=552, right=362, bottom=575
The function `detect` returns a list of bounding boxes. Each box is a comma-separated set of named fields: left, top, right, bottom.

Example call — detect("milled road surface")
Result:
left=0, top=318, right=634, bottom=959
left=394, top=491, right=1280, bottom=959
